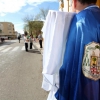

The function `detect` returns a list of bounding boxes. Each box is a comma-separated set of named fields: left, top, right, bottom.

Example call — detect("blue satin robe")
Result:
left=55, top=6, right=100, bottom=100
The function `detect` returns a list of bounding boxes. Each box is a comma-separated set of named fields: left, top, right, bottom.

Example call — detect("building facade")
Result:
left=0, top=22, right=16, bottom=39
left=96, top=0, right=100, bottom=7
left=59, top=0, right=100, bottom=12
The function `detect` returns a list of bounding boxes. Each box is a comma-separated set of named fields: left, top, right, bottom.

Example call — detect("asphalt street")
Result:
left=0, top=39, right=48, bottom=100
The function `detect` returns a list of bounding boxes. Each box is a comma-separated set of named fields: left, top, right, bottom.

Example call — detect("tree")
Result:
left=23, top=14, right=35, bottom=35
left=23, top=24, right=29, bottom=32
left=23, top=20, right=43, bottom=36
left=34, top=8, right=49, bottom=21
left=23, top=14, right=34, bottom=23
left=32, top=21, right=43, bottom=36
left=23, top=8, right=48, bottom=36
left=0, top=29, right=2, bottom=33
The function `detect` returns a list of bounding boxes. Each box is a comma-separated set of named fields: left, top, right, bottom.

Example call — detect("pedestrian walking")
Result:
left=18, top=35, right=21, bottom=43
left=24, top=31, right=29, bottom=52
left=38, top=30, right=43, bottom=48
left=29, top=35, right=33, bottom=49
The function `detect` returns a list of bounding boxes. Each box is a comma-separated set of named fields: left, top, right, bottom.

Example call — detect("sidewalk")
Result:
left=33, top=40, right=44, bottom=55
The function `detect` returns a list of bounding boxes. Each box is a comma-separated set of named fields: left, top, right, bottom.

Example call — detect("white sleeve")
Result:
left=42, top=10, right=56, bottom=91
left=41, top=10, right=75, bottom=98
left=42, top=11, right=75, bottom=75
left=41, top=11, right=51, bottom=39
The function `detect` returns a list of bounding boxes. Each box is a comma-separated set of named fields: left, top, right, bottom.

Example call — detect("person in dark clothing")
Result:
left=18, top=35, right=21, bottom=43
left=29, top=35, right=33, bottom=49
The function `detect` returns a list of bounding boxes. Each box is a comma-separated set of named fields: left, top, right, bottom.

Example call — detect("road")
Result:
left=0, top=39, right=48, bottom=100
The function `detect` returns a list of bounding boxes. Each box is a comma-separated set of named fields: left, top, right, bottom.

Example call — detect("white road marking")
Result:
left=0, top=48, right=4, bottom=50
left=21, top=46, right=25, bottom=50
left=0, top=45, right=35, bottom=52
left=1, top=47, right=12, bottom=52
left=12, top=46, right=19, bottom=51
left=0, top=45, right=8, bottom=50
left=10, top=40, right=18, bottom=42
left=1, top=45, right=7, bottom=47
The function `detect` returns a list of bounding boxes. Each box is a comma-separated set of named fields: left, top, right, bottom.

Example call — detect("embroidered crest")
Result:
left=82, top=42, right=100, bottom=81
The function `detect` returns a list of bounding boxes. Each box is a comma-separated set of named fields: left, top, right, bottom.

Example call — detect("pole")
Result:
left=67, top=0, right=69, bottom=12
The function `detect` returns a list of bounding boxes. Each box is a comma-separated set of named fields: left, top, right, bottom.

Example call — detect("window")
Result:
left=8, top=24, right=12, bottom=30
left=0, top=23, right=3, bottom=29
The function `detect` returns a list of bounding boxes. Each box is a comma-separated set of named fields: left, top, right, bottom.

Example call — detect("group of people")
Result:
left=23, top=31, right=43, bottom=52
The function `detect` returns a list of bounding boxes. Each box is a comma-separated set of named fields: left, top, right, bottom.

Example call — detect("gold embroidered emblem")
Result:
left=82, top=42, right=100, bottom=81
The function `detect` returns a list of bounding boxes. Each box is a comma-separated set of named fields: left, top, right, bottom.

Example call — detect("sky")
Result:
left=0, top=0, right=59, bottom=34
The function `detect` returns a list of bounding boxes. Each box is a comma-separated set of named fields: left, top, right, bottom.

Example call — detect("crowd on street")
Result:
left=17, top=31, right=43, bottom=52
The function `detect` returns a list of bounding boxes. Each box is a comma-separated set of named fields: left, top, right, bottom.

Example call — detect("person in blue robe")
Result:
left=55, top=0, right=100, bottom=100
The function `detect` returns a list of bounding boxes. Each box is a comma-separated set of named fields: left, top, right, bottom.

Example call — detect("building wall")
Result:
left=59, top=0, right=100, bottom=12
left=59, top=1, right=63, bottom=11
left=0, top=22, right=16, bottom=39
left=96, top=0, right=100, bottom=7
left=63, top=0, right=69, bottom=12
left=59, top=0, right=72, bottom=12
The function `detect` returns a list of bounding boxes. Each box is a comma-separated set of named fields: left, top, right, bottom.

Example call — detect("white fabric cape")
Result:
left=41, top=10, right=75, bottom=100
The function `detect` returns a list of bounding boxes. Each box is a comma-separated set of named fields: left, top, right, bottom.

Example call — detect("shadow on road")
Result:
left=28, top=49, right=41, bottom=54
left=0, top=42, right=16, bottom=46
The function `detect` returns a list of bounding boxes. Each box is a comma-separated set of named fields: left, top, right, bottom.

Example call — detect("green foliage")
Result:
left=23, top=21, right=43, bottom=36
left=30, top=21, right=43, bottom=36
left=95, top=45, right=100, bottom=50
left=23, top=8, right=48, bottom=36
left=0, top=29, right=2, bottom=33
